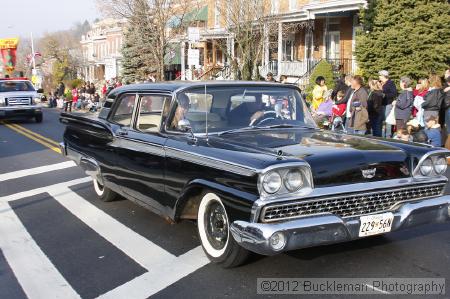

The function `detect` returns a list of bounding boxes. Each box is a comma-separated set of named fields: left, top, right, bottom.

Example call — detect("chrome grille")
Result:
left=261, top=184, right=446, bottom=223
left=7, top=97, right=31, bottom=106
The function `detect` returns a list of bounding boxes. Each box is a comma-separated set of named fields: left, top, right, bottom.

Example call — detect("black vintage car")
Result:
left=60, top=81, right=450, bottom=268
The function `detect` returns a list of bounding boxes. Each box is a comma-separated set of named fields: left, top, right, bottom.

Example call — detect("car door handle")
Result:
left=116, top=129, right=128, bottom=136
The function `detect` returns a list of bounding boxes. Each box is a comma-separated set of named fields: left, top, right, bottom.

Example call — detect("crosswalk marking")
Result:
left=49, top=185, right=176, bottom=270
left=1, top=174, right=210, bottom=298
left=0, top=177, right=91, bottom=203
left=0, top=161, right=76, bottom=182
left=97, top=246, right=209, bottom=299
left=0, top=200, right=80, bottom=299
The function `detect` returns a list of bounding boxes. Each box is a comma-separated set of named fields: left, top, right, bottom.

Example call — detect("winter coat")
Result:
left=395, top=89, right=413, bottom=121
left=367, top=90, right=384, bottom=117
left=382, top=79, right=398, bottom=105
left=349, top=88, right=369, bottom=131
left=425, top=125, right=442, bottom=147
left=422, top=88, right=445, bottom=111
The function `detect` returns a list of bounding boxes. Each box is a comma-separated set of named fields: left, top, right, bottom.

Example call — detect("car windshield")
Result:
left=169, top=85, right=317, bottom=134
left=0, top=81, right=35, bottom=92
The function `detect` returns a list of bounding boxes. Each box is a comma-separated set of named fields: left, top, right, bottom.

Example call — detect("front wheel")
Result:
left=35, top=114, right=43, bottom=123
left=197, top=192, right=249, bottom=268
left=93, top=178, right=117, bottom=202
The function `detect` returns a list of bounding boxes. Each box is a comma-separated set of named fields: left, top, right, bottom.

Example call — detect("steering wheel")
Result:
left=249, top=111, right=278, bottom=126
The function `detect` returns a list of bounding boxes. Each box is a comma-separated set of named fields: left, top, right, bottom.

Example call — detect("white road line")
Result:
left=0, top=177, right=92, bottom=203
left=49, top=185, right=176, bottom=270
left=0, top=161, right=76, bottom=182
left=364, top=283, right=391, bottom=294
left=97, top=246, right=209, bottom=299
left=0, top=200, right=80, bottom=299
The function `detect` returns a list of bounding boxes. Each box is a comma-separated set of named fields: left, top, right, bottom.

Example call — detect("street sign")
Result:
left=187, top=27, right=200, bottom=42
left=187, top=49, right=200, bottom=66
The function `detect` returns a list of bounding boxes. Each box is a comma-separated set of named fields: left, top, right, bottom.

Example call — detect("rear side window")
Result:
left=110, top=94, right=136, bottom=126
left=137, top=95, right=170, bottom=132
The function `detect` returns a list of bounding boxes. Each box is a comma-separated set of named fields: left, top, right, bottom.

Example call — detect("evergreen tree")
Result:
left=121, top=28, right=141, bottom=83
left=356, top=0, right=450, bottom=81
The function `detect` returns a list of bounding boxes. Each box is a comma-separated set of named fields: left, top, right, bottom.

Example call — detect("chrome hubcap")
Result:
left=205, top=201, right=228, bottom=250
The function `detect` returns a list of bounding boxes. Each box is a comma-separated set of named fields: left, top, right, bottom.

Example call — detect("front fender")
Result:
left=173, top=179, right=258, bottom=223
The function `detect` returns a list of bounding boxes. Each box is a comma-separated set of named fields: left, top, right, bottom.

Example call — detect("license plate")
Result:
left=359, top=212, right=394, bottom=237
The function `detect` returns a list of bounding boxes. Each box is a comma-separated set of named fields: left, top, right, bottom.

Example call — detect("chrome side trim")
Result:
left=164, top=147, right=257, bottom=177
left=250, top=176, right=448, bottom=222
left=413, top=149, right=450, bottom=177
left=115, top=136, right=165, bottom=157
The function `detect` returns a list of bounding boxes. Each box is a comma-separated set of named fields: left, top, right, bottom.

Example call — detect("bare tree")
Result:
left=97, top=0, right=200, bottom=81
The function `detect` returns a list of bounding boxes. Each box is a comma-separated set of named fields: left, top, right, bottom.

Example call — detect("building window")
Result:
left=271, top=0, right=279, bottom=14
left=289, top=0, right=297, bottom=11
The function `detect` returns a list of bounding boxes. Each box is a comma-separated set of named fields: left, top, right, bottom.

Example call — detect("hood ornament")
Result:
left=362, top=168, right=377, bottom=179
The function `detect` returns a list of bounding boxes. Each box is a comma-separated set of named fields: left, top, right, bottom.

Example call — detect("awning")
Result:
left=168, top=5, right=208, bottom=27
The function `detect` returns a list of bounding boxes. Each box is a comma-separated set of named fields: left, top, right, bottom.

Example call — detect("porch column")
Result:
left=203, top=41, right=208, bottom=67
left=277, top=22, right=282, bottom=77
left=212, top=40, right=217, bottom=65
left=263, top=23, right=269, bottom=67
left=181, top=41, right=185, bottom=80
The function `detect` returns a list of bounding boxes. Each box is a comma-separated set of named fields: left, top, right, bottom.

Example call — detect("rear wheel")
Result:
left=197, top=192, right=249, bottom=268
left=35, top=114, right=43, bottom=123
left=93, top=178, right=117, bottom=202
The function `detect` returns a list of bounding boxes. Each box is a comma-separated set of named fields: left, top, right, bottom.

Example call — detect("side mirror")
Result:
left=178, top=119, right=192, bottom=132
left=37, top=88, right=44, bottom=93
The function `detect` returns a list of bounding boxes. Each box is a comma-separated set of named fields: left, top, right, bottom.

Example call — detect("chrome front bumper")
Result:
left=230, top=195, right=450, bottom=255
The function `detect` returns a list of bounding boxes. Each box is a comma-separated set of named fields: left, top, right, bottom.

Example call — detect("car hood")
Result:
left=207, top=129, right=417, bottom=187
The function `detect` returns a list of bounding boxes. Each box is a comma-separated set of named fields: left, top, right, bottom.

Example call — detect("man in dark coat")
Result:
left=379, top=70, right=398, bottom=138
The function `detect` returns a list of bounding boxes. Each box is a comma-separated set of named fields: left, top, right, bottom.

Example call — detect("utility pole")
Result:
left=30, top=32, right=36, bottom=72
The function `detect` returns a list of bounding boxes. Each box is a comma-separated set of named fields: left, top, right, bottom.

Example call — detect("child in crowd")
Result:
left=424, top=115, right=442, bottom=147
left=406, top=119, right=428, bottom=143
left=332, top=90, right=347, bottom=117
left=393, top=128, right=412, bottom=142
left=313, top=90, right=333, bottom=126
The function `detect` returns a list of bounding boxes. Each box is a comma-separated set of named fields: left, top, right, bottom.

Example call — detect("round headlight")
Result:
left=284, top=169, right=304, bottom=192
left=420, top=158, right=433, bottom=176
left=434, top=156, right=447, bottom=175
left=262, top=171, right=282, bottom=194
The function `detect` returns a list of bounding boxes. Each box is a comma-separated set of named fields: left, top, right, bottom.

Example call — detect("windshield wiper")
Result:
left=217, top=126, right=258, bottom=136
left=254, top=124, right=317, bottom=130
left=217, top=124, right=316, bottom=136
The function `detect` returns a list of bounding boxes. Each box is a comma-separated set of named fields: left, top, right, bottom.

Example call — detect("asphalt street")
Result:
left=1, top=108, right=450, bottom=299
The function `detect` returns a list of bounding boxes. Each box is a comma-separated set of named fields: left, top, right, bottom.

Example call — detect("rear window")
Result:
left=0, top=81, right=35, bottom=92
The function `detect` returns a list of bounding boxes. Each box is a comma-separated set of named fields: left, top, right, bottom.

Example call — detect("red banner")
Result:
left=0, top=38, right=19, bottom=75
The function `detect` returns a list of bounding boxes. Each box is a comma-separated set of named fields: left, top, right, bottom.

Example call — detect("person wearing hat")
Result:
left=406, top=119, right=428, bottom=143
left=379, top=70, right=398, bottom=138
left=266, top=72, right=276, bottom=82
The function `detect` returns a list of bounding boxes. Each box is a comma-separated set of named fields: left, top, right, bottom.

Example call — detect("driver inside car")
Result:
left=170, top=93, right=190, bottom=130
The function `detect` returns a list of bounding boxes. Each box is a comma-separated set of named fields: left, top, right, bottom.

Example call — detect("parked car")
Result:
left=0, top=78, right=43, bottom=122
left=60, top=81, right=450, bottom=268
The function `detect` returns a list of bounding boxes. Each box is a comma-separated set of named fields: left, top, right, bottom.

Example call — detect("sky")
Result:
left=1, top=0, right=100, bottom=39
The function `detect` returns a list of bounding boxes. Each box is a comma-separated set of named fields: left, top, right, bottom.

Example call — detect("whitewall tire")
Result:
left=93, top=178, right=117, bottom=202
left=197, top=192, right=249, bottom=267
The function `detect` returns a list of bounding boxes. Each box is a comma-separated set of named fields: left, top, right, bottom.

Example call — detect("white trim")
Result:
left=93, top=178, right=104, bottom=196
left=197, top=193, right=229, bottom=258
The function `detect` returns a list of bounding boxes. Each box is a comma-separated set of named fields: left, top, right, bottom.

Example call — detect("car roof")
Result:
left=108, top=81, right=301, bottom=98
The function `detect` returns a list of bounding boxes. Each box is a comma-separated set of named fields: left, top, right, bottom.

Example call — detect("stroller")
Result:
left=330, top=103, right=346, bottom=132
